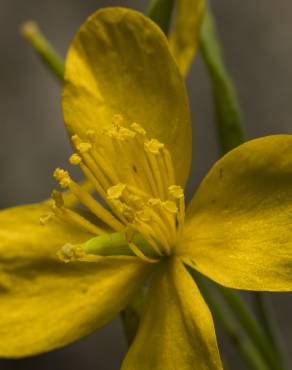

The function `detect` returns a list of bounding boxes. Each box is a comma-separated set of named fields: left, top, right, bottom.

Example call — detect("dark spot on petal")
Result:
left=81, top=287, right=88, bottom=294
left=133, top=165, right=137, bottom=173
left=219, top=167, right=223, bottom=179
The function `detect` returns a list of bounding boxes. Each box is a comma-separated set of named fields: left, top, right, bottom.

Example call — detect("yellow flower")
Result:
left=1, top=7, right=292, bottom=370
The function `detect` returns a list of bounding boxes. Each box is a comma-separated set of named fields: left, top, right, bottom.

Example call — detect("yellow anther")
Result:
left=147, top=198, right=161, bottom=207
left=86, top=129, right=96, bottom=142
left=77, top=142, right=92, bottom=154
left=128, top=194, right=144, bottom=209
left=162, top=200, right=178, bottom=214
left=53, top=168, right=71, bottom=188
left=107, top=183, right=126, bottom=200
left=57, top=243, right=85, bottom=263
left=131, top=122, right=146, bottom=136
left=119, top=127, right=135, bottom=139
left=71, top=134, right=81, bottom=146
left=69, top=153, right=82, bottom=166
left=122, top=207, right=135, bottom=221
left=169, top=185, right=184, bottom=199
left=112, top=114, right=124, bottom=127
left=144, top=138, right=164, bottom=154
left=136, top=208, right=152, bottom=222
left=106, top=125, right=135, bottom=141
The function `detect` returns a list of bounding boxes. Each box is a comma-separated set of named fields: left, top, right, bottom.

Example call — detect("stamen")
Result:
left=129, top=217, right=164, bottom=256
left=128, top=242, right=160, bottom=263
left=144, top=139, right=167, bottom=199
left=148, top=198, right=177, bottom=243
left=144, top=139, right=164, bottom=154
left=112, top=114, right=124, bottom=127
left=72, top=134, right=116, bottom=190
left=169, top=185, right=184, bottom=199
left=86, top=129, right=96, bottom=142
left=54, top=168, right=71, bottom=188
left=169, top=185, right=185, bottom=236
left=54, top=169, right=124, bottom=232
left=142, top=206, right=173, bottom=251
left=131, top=122, right=146, bottom=136
left=131, top=132, right=159, bottom=196
left=107, top=183, right=126, bottom=200
left=51, top=190, right=105, bottom=235
left=52, top=115, right=186, bottom=262
left=162, top=200, right=178, bottom=214
left=163, top=148, right=176, bottom=185
left=69, top=153, right=82, bottom=166
left=70, top=152, right=124, bottom=223
left=77, top=142, right=92, bottom=154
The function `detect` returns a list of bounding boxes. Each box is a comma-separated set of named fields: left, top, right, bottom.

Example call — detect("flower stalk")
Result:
left=199, top=4, right=245, bottom=153
left=217, top=285, right=284, bottom=370
left=254, top=292, right=290, bottom=369
left=21, top=21, right=64, bottom=82
left=192, top=271, right=270, bottom=370
left=148, top=0, right=175, bottom=35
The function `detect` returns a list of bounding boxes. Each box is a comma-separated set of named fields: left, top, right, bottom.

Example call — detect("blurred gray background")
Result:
left=0, top=0, right=292, bottom=369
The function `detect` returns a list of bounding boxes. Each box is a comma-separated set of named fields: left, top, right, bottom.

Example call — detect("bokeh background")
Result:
left=1, top=0, right=292, bottom=369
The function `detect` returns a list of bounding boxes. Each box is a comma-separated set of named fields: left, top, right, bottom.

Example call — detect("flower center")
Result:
left=45, top=115, right=185, bottom=262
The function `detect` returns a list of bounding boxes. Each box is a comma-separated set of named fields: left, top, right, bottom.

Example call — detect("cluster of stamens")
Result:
left=43, top=115, right=185, bottom=263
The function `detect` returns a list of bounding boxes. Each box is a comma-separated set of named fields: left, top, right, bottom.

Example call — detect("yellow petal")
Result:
left=62, top=7, right=192, bottom=186
left=180, top=135, right=292, bottom=291
left=169, top=0, right=205, bottom=76
left=122, top=257, right=222, bottom=370
left=0, top=203, right=151, bottom=357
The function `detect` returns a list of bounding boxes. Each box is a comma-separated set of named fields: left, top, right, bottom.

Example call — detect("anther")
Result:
left=71, top=134, right=80, bottom=147
left=77, top=142, right=92, bottom=154
left=107, top=183, right=126, bottom=200
left=53, top=168, right=71, bottom=188
left=136, top=208, right=152, bottom=222
left=144, top=139, right=164, bottom=155
left=169, top=185, right=184, bottom=199
left=162, top=200, right=178, bottom=214
left=69, top=153, right=82, bottom=165
left=147, top=198, right=161, bottom=207
left=131, top=122, right=146, bottom=136
left=86, top=130, right=96, bottom=143
left=112, top=114, right=124, bottom=127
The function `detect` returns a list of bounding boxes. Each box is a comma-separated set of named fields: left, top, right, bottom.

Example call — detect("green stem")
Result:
left=193, top=271, right=269, bottom=370
left=21, top=21, right=64, bottom=82
left=199, top=4, right=245, bottom=153
left=254, top=292, right=289, bottom=369
left=148, top=0, right=175, bottom=35
left=217, top=285, right=283, bottom=370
